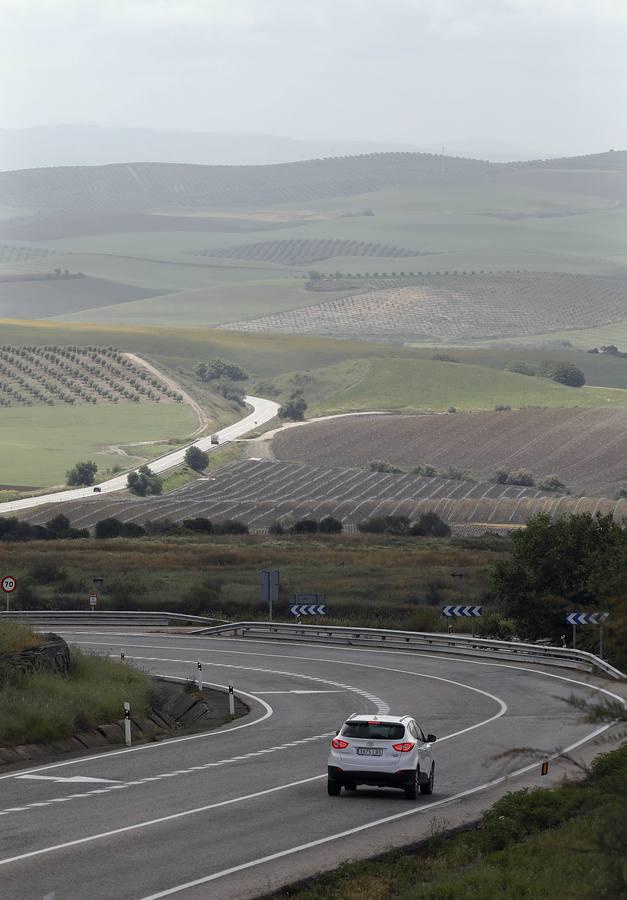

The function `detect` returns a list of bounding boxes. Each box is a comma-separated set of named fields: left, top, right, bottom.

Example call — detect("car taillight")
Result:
left=392, top=742, right=415, bottom=752
left=331, top=738, right=349, bottom=749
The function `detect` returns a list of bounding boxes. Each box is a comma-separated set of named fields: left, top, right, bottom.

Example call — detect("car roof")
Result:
left=345, top=714, right=411, bottom=724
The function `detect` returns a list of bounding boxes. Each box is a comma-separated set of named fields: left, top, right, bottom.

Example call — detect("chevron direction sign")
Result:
left=566, top=612, right=610, bottom=625
left=290, top=604, right=326, bottom=616
left=442, top=605, right=483, bottom=617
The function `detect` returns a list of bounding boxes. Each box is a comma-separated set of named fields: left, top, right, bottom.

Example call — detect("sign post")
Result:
left=89, top=592, right=98, bottom=611
left=1, top=575, right=16, bottom=611
left=442, top=605, right=482, bottom=637
left=261, top=570, right=279, bottom=622
left=566, top=612, right=609, bottom=655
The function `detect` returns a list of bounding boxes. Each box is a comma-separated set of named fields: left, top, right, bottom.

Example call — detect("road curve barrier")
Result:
left=2, top=613, right=623, bottom=680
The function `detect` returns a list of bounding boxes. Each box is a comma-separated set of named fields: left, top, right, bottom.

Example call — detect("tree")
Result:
left=194, top=359, right=248, bottom=383
left=184, top=446, right=209, bottom=472
left=319, top=516, right=343, bottom=534
left=278, top=390, right=307, bottom=421
left=542, top=361, right=586, bottom=387
left=66, top=460, right=98, bottom=486
left=95, top=517, right=124, bottom=539
left=492, top=513, right=626, bottom=642
left=293, top=518, right=319, bottom=533
left=182, top=517, right=213, bottom=534
left=410, top=512, right=451, bottom=537
left=127, top=465, right=162, bottom=497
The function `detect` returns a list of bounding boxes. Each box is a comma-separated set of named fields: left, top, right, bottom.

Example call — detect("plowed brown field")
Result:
left=272, top=408, right=627, bottom=498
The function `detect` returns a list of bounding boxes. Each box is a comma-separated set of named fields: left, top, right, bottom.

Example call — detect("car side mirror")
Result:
left=427, top=734, right=437, bottom=743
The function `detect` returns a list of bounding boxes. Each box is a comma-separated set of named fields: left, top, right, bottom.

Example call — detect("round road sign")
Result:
left=1, top=576, right=17, bottom=593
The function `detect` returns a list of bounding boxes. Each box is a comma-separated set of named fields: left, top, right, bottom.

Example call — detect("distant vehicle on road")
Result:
left=328, top=714, right=436, bottom=799
left=92, top=487, right=101, bottom=493
left=210, top=434, right=220, bottom=445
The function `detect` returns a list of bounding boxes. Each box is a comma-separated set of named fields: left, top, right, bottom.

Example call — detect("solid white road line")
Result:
left=138, top=723, right=614, bottom=900
left=17, top=776, right=120, bottom=784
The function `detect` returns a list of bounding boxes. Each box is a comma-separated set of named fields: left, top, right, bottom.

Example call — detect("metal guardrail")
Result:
left=2, top=612, right=622, bottom=680
left=192, top=621, right=626, bottom=680
left=0, top=610, right=225, bottom=627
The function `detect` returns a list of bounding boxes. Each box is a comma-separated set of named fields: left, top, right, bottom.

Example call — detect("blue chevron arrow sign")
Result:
left=566, top=612, right=609, bottom=625
left=442, top=605, right=483, bottom=617
left=290, top=604, right=326, bottom=616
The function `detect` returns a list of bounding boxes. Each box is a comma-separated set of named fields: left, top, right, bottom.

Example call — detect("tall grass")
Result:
left=0, top=621, right=41, bottom=653
left=0, top=650, right=153, bottom=745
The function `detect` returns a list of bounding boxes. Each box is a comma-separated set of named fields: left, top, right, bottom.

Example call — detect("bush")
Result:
left=28, top=560, right=66, bottom=584
left=66, top=460, right=98, bottom=486
left=508, top=469, right=535, bottom=487
left=447, top=406, right=457, bottom=413
left=358, top=515, right=411, bottom=535
left=410, top=512, right=451, bottom=537
left=413, top=464, right=437, bottom=477
left=95, top=517, right=124, bottom=539
left=319, top=516, right=343, bottom=534
left=213, top=520, right=249, bottom=535
left=495, top=404, right=512, bottom=411
left=194, top=359, right=248, bottom=382
left=542, top=361, right=586, bottom=387
left=293, top=518, right=319, bottom=534
left=182, top=517, right=213, bottom=534
left=494, top=466, right=511, bottom=484
left=128, top=465, right=162, bottom=497
left=369, top=460, right=404, bottom=473
left=184, top=446, right=209, bottom=471
left=278, top=390, right=307, bottom=421
left=268, top=522, right=285, bottom=535
left=507, top=361, right=537, bottom=376
left=538, top=474, right=567, bottom=494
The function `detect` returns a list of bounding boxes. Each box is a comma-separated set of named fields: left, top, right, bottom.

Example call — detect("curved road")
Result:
left=0, top=395, right=279, bottom=516
left=1, top=630, right=623, bottom=900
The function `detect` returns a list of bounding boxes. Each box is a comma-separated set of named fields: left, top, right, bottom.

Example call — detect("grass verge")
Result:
left=269, top=744, right=627, bottom=899
left=0, top=648, right=154, bottom=745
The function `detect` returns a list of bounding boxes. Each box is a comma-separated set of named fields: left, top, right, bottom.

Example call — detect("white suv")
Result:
left=327, top=714, right=436, bottom=799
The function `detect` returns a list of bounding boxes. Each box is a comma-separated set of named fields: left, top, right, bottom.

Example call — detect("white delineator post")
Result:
left=228, top=681, right=235, bottom=717
left=197, top=661, right=203, bottom=693
left=124, top=701, right=132, bottom=746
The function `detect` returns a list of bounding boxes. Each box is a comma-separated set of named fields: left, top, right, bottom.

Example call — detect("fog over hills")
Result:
left=0, top=125, right=421, bottom=172
left=0, top=125, right=555, bottom=172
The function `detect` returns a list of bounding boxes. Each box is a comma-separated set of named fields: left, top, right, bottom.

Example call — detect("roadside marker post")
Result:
left=120, top=650, right=125, bottom=661
left=442, top=605, right=483, bottom=637
left=566, top=612, right=610, bottom=657
left=197, top=661, right=203, bottom=693
left=123, top=702, right=132, bottom=747
left=261, top=570, right=279, bottom=623
left=1, top=575, right=17, bottom=611
left=228, top=681, right=235, bottom=717
left=541, top=758, right=549, bottom=777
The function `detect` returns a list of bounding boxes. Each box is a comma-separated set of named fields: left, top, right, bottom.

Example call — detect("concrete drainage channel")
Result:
left=0, top=677, right=249, bottom=770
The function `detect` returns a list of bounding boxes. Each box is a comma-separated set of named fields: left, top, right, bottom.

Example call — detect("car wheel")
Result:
left=404, top=768, right=419, bottom=800
left=327, top=780, right=342, bottom=796
left=420, top=763, right=435, bottom=795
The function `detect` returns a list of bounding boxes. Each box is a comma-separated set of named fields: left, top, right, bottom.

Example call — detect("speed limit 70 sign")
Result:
left=1, top=576, right=16, bottom=593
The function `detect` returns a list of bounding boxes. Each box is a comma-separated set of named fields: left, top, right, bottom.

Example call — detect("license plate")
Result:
left=357, top=748, right=383, bottom=756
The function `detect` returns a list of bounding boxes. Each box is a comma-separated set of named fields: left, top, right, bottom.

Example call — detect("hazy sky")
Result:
left=2, top=0, right=625, bottom=154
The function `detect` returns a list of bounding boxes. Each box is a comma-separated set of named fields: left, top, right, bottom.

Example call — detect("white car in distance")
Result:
left=328, top=714, right=436, bottom=799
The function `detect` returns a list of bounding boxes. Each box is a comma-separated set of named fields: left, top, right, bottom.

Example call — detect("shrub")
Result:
left=128, top=465, right=162, bottom=497
left=447, top=406, right=457, bottom=413
left=538, top=474, right=567, bottom=494
left=508, top=469, right=535, bottom=487
left=66, top=460, right=98, bottom=486
left=369, top=460, right=404, bottom=473
left=182, top=517, right=213, bottom=534
left=278, top=390, right=307, bottom=421
left=410, top=512, right=451, bottom=537
left=413, top=464, right=437, bottom=477
left=494, top=466, right=511, bottom=484
left=184, top=446, right=209, bottom=472
left=95, top=517, right=124, bottom=539
left=507, top=361, right=537, bottom=376
left=213, top=520, right=249, bottom=535
left=28, top=560, right=66, bottom=584
left=268, top=522, right=285, bottom=535
left=358, top=515, right=411, bottom=534
left=319, top=516, right=343, bottom=534
left=495, top=404, right=511, bottom=411
left=542, top=361, right=586, bottom=387
left=432, top=353, right=459, bottom=363
left=293, top=518, right=319, bottom=533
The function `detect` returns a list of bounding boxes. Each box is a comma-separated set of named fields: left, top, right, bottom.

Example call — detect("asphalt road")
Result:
left=1, top=395, right=279, bottom=516
left=0, top=630, right=623, bottom=900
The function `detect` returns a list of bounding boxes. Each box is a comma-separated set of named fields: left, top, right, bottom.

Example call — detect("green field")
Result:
left=0, top=402, right=197, bottom=487
left=308, top=358, right=627, bottom=415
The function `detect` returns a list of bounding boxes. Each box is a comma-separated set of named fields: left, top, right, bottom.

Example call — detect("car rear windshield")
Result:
left=342, top=722, right=406, bottom=740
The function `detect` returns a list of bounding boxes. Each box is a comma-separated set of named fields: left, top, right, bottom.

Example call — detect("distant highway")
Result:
left=0, top=395, right=279, bottom=516
left=0, top=629, right=623, bottom=899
